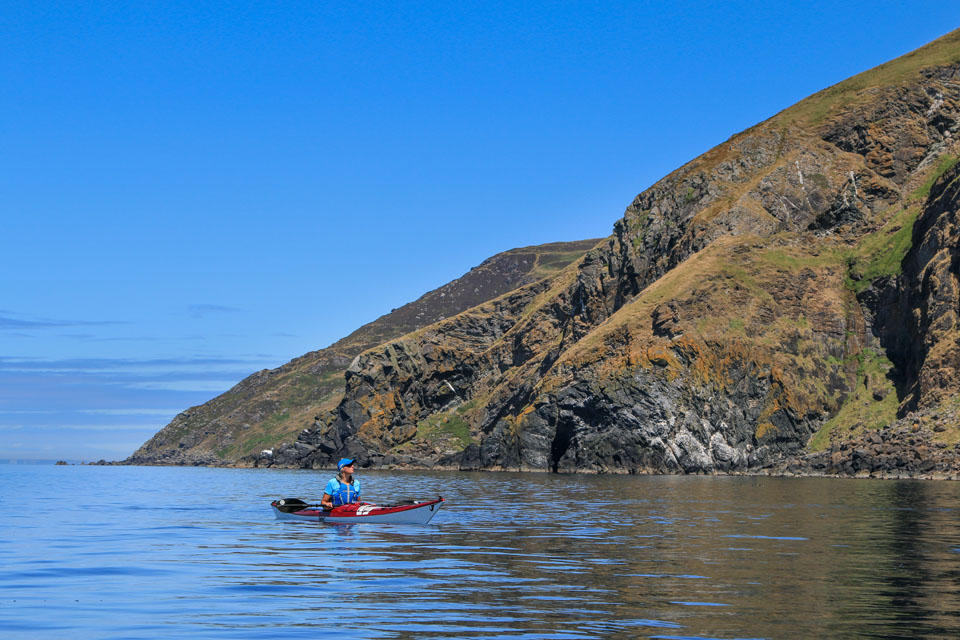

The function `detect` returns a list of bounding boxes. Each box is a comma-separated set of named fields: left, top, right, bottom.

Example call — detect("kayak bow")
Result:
left=271, top=496, right=444, bottom=525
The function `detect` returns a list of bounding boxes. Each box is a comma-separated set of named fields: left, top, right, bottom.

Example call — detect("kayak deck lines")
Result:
left=270, top=496, right=445, bottom=525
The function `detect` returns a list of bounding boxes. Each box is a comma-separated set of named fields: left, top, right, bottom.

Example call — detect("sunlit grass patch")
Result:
left=844, top=206, right=919, bottom=293
left=807, top=348, right=898, bottom=452
left=911, top=154, right=959, bottom=200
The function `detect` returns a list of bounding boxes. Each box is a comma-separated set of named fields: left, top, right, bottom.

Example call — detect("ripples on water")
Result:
left=2, top=465, right=959, bottom=639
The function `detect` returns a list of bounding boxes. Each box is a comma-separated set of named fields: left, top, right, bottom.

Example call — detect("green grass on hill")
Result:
left=807, top=347, right=899, bottom=451
left=532, top=248, right=599, bottom=279
left=779, top=28, right=960, bottom=125
left=911, top=154, right=959, bottom=200
left=213, top=370, right=346, bottom=459
left=412, top=400, right=478, bottom=451
left=841, top=153, right=958, bottom=294
left=844, top=206, right=919, bottom=293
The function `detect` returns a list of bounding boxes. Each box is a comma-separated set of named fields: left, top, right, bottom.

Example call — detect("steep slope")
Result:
left=125, top=240, right=600, bottom=465
left=789, top=159, right=960, bottom=477
left=261, top=28, right=960, bottom=475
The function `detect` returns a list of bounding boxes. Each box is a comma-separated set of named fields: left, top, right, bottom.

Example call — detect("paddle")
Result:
left=275, top=497, right=375, bottom=511
left=275, top=498, right=322, bottom=513
left=276, top=496, right=423, bottom=512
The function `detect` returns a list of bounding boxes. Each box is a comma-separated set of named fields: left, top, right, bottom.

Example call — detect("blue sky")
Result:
left=1, top=2, right=956, bottom=461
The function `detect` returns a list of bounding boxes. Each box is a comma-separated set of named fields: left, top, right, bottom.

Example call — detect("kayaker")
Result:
left=320, top=458, right=361, bottom=511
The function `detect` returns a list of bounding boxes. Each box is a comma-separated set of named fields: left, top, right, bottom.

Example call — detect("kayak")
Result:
left=271, top=497, right=445, bottom=525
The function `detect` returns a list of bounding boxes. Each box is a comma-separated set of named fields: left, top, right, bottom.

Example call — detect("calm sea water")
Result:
left=2, top=465, right=959, bottom=639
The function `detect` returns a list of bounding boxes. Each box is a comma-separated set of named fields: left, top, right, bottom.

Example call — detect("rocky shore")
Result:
left=775, top=412, right=960, bottom=480
left=109, top=416, right=960, bottom=480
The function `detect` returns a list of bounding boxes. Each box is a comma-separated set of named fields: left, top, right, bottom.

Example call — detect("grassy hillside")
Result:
left=127, top=239, right=601, bottom=464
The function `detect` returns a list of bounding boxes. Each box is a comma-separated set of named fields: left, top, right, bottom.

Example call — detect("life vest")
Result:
left=329, top=477, right=361, bottom=507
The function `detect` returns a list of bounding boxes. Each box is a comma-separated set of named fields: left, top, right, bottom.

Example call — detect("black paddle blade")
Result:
left=275, top=497, right=310, bottom=513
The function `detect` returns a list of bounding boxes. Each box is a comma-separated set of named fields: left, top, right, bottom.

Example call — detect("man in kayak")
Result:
left=320, top=458, right=361, bottom=511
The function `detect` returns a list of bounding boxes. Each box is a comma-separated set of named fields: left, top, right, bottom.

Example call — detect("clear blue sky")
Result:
left=1, top=2, right=956, bottom=461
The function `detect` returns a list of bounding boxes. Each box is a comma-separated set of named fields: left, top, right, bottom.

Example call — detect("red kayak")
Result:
left=271, top=497, right=444, bottom=524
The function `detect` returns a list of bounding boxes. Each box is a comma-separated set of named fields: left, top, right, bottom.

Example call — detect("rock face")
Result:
left=125, top=241, right=600, bottom=465
left=900, top=162, right=960, bottom=410
left=255, top=29, right=960, bottom=476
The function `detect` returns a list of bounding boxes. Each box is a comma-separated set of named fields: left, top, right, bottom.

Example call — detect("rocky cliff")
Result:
left=253, top=28, right=960, bottom=477
left=125, top=241, right=600, bottom=465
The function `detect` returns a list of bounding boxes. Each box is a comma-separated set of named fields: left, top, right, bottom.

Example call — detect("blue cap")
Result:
left=337, top=458, right=355, bottom=470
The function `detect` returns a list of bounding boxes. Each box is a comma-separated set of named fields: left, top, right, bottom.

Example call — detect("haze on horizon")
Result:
left=2, top=2, right=956, bottom=461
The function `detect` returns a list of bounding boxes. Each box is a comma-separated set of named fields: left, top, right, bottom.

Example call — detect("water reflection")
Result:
left=218, top=473, right=960, bottom=639
left=2, top=466, right=959, bottom=639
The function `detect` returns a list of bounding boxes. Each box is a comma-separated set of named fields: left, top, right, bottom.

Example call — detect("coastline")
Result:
left=99, top=409, right=960, bottom=481
left=95, top=457, right=960, bottom=481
